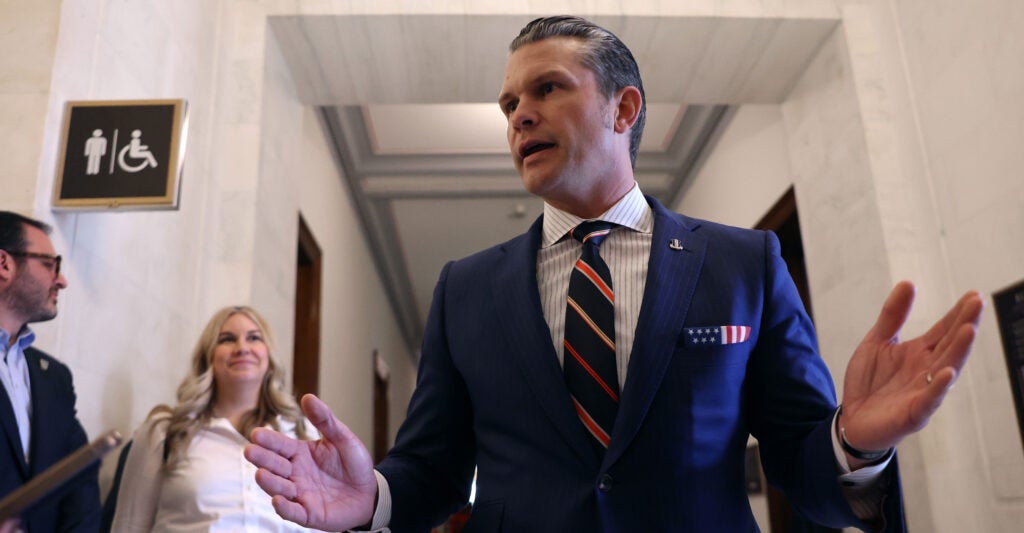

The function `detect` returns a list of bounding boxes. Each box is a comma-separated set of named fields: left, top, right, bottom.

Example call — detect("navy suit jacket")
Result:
left=377, top=197, right=902, bottom=532
left=0, top=347, right=100, bottom=532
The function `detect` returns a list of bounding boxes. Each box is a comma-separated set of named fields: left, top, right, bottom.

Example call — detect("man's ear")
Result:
left=613, top=86, right=642, bottom=134
left=0, top=250, right=15, bottom=285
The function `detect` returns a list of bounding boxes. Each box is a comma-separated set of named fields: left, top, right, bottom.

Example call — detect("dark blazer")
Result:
left=0, top=346, right=100, bottom=532
left=377, top=197, right=902, bottom=532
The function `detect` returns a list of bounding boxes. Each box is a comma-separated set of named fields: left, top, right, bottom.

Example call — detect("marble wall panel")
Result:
left=0, top=0, right=60, bottom=93
left=673, top=105, right=793, bottom=229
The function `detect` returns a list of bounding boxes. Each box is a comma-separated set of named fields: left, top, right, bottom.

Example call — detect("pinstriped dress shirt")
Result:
left=537, top=183, right=652, bottom=389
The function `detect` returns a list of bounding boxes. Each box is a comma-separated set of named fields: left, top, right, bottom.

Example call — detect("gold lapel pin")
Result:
left=40, top=359, right=49, bottom=371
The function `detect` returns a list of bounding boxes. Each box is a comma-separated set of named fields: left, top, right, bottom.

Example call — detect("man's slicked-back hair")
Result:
left=0, top=211, right=51, bottom=257
left=510, top=15, right=646, bottom=167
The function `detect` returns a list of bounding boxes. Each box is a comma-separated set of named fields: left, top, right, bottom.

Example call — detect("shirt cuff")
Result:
left=369, top=469, right=392, bottom=530
left=830, top=409, right=892, bottom=525
left=348, top=470, right=391, bottom=532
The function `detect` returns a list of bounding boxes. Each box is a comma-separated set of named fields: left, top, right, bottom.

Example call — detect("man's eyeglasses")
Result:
left=5, top=251, right=62, bottom=276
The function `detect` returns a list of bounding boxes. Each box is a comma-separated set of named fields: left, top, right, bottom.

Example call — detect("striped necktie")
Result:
left=563, top=220, right=618, bottom=452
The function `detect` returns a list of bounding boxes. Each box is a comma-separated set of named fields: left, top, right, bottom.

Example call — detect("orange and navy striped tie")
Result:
left=563, top=220, right=618, bottom=453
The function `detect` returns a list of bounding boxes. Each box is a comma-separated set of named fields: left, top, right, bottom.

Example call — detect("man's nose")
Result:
left=55, top=273, right=68, bottom=289
left=511, top=102, right=536, bottom=129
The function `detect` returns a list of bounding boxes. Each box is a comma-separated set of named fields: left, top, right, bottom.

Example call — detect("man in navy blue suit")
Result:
left=245, top=16, right=983, bottom=532
left=0, top=211, right=100, bottom=532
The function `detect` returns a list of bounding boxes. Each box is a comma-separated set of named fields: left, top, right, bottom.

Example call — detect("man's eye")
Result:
left=541, top=82, right=555, bottom=94
left=504, top=101, right=517, bottom=114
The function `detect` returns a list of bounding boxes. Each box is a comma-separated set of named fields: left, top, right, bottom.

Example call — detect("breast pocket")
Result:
left=678, top=325, right=754, bottom=368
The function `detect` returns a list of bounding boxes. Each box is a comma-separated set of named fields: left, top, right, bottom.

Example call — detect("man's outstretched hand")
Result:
left=244, top=394, right=378, bottom=531
left=839, top=281, right=983, bottom=463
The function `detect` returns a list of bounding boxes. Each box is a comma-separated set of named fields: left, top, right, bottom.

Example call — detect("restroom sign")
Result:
left=53, top=99, right=187, bottom=209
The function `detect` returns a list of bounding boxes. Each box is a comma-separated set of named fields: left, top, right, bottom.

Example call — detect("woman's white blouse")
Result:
left=111, top=413, right=319, bottom=532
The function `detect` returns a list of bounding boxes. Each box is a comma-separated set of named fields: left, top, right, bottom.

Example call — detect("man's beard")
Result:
left=1, top=271, right=57, bottom=326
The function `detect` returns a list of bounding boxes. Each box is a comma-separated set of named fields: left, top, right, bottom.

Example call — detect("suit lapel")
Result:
left=1, top=351, right=30, bottom=477
left=25, top=348, right=53, bottom=475
left=492, top=217, right=600, bottom=467
left=605, top=198, right=707, bottom=468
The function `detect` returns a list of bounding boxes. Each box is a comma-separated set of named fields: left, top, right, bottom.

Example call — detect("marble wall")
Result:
left=0, top=0, right=60, bottom=213
left=674, top=105, right=793, bottom=230
left=882, top=0, right=1024, bottom=530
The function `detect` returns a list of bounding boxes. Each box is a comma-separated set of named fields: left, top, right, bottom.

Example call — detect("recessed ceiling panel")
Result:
left=271, top=15, right=837, bottom=105
left=366, top=104, right=508, bottom=155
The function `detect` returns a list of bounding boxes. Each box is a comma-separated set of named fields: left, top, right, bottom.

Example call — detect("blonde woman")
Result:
left=111, top=306, right=317, bottom=532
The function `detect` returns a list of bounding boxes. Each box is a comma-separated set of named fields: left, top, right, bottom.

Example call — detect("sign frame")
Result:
left=52, top=99, right=188, bottom=210
left=993, top=278, right=1024, bottom=456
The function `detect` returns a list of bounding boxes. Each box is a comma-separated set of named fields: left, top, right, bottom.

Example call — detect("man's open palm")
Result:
left=840, top=281, right=983, bottom=452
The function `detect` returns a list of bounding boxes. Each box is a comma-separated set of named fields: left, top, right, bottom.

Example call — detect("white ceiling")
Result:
left=268, top=14, right=839, bottom=353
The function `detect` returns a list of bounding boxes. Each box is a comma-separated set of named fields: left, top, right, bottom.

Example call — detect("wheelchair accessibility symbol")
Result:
left=118, top=129, right=158, bottom=172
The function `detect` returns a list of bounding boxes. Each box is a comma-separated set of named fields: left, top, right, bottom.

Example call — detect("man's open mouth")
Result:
left=522, top=142, right=555, bottom=158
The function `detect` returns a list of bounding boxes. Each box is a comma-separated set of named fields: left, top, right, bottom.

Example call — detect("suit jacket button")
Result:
left=598, top=474, right=613, bottom=492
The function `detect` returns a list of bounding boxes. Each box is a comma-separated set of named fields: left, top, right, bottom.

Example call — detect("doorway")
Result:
left=293, top=215, right=322, bottom=399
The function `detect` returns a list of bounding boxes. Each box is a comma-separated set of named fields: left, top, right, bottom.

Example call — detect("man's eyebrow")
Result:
left=497, top=69, right=565, bottom=103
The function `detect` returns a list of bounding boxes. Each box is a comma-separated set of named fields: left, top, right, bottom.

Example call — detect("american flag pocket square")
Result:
left=684, top=325, right=751, bottom=347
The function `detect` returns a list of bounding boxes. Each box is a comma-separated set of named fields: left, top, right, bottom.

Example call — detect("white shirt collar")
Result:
left=541, top=183, right=653, bottom=248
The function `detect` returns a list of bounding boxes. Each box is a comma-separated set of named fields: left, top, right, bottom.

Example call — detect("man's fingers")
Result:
left=934, top=322, right=978, bottom=375
left=251, top=427, right=300, bottom=457
left=271, top=495, right=311, bottom=526
left=930, top=292, right=983, bottom=358
left=911, top=366, right=957, bottom=429
left=244, top=442, right=293, bottom=477
left=301, top=394, right=359, bottom=447
left=254, top=466, right=299, bottom=500
left=867, top=281, right=915, bottom=344
left=300, top=394, right=333, bottom=426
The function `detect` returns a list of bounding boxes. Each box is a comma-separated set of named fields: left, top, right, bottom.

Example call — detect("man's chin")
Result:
left=520, top=171, right=559, bottom=199
left=29, top=309, right=58, bottom=323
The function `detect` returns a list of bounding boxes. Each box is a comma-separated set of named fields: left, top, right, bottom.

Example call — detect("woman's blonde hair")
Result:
left=153, top=305, right=309, bottom=466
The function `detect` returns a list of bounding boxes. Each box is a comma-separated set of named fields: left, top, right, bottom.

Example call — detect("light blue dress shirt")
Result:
left=0, top=326, right=34, bottom=462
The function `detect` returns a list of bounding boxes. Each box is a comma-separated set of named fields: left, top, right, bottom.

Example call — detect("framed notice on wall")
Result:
left=994, top=279, right=1024, bottom=454
left=53, top=99, right=188, bottom=210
